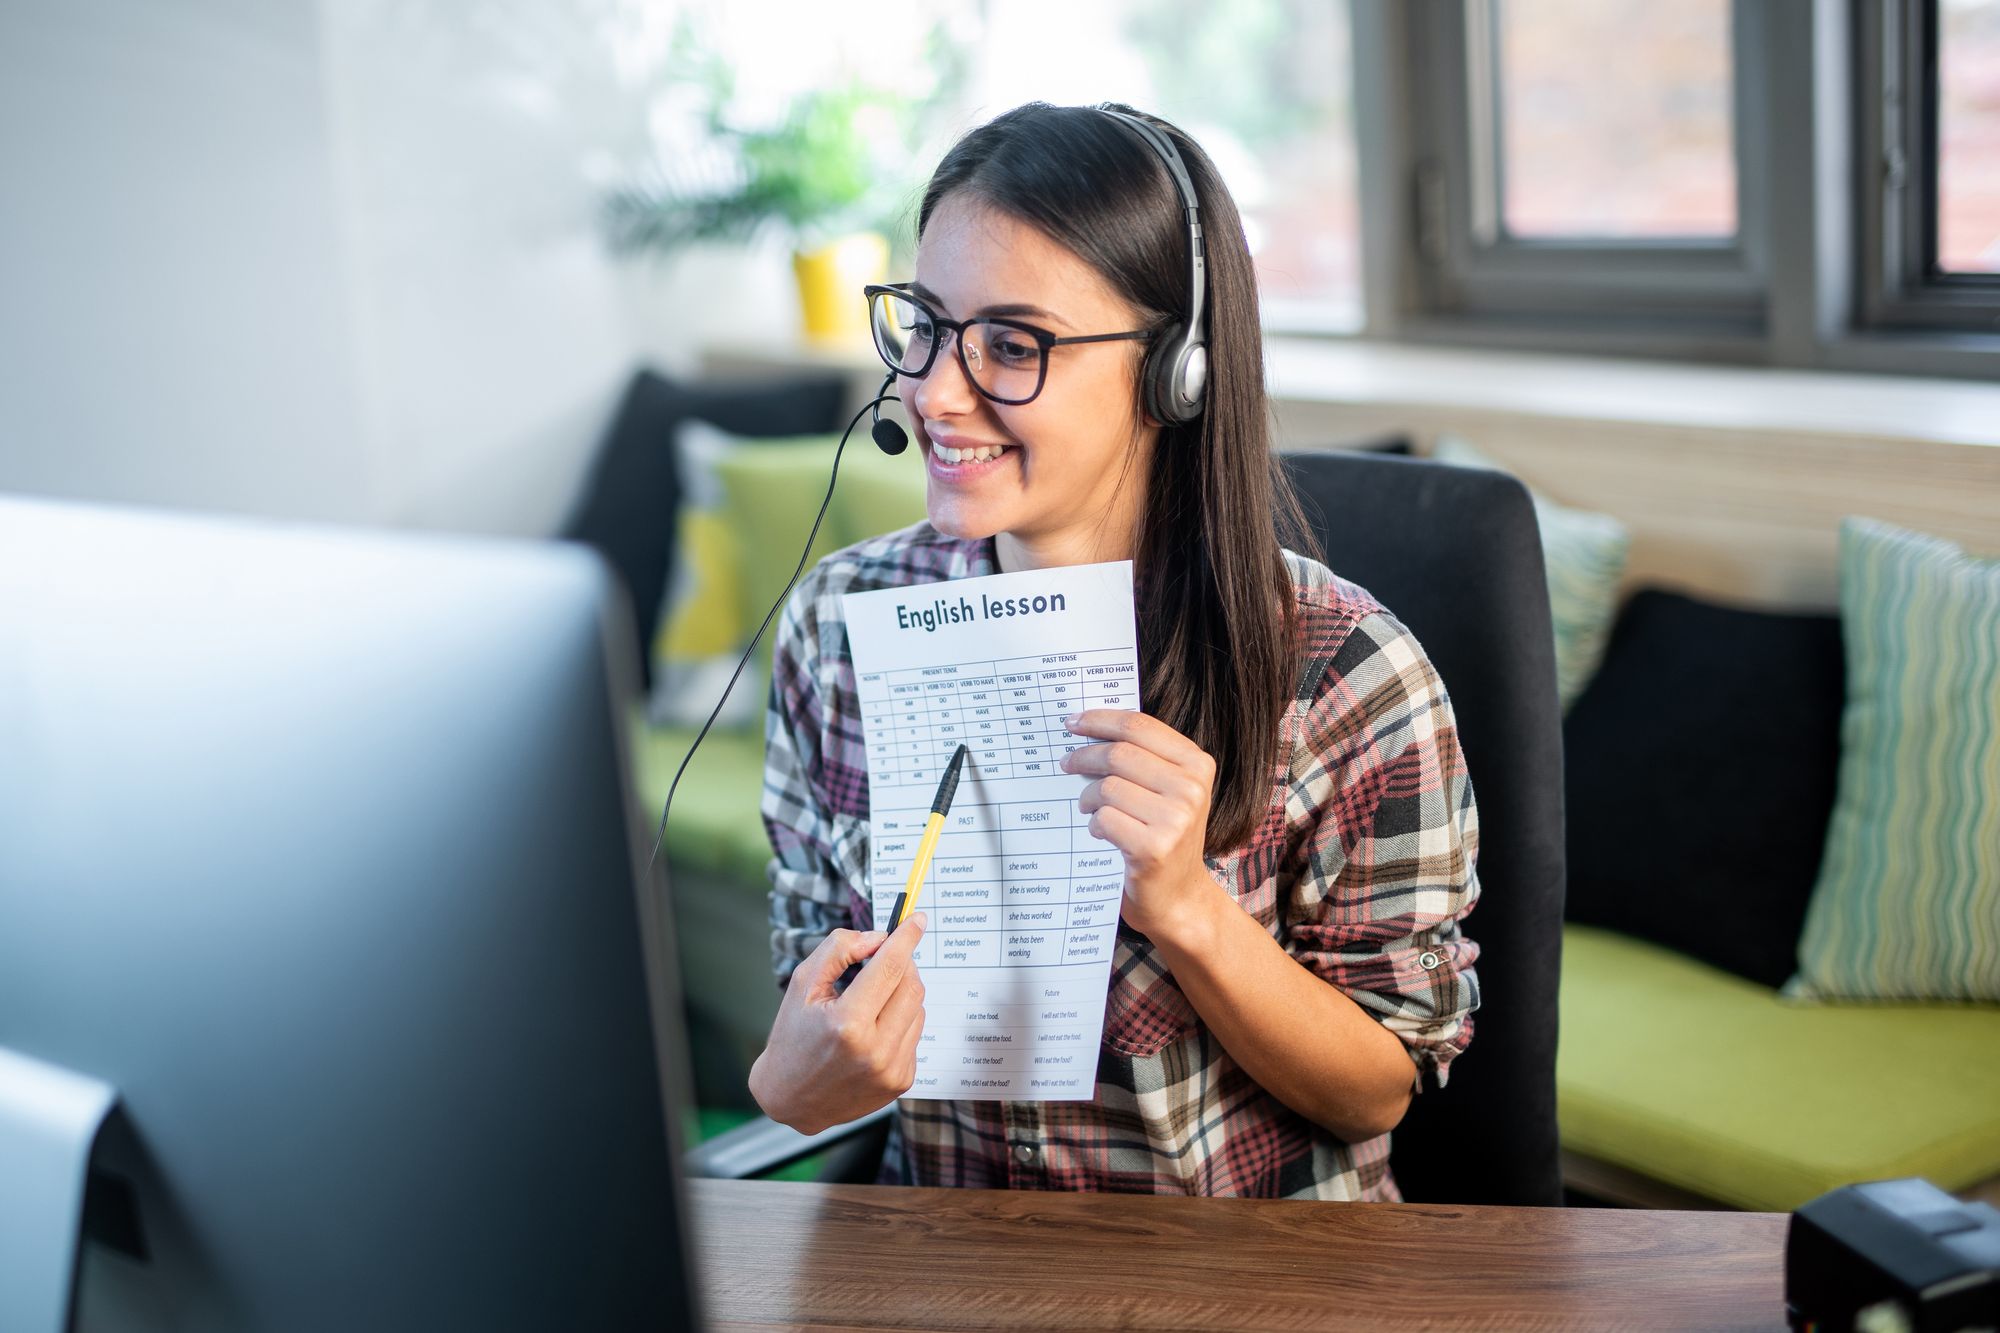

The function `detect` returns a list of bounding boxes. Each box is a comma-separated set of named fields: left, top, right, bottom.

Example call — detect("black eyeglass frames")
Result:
left=864, top=283, right=1153, bottom=406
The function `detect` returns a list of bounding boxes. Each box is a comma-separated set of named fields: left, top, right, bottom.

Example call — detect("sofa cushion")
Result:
left=835, top=442, right=931, bottom=544
left=631, top=721, right=772, bottom=885
left=710, top=437, right=854, bottom=657
left=1559, top=925, right=2000, bottom=1212
left=1431, top=435, right=1630, bottom=710
left=1563, top=589, right=1846, bottom=988
left=1789, top=517, right=2000, bottom=1002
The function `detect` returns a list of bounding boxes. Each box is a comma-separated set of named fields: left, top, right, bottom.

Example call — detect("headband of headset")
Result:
left=1094, top=105, right=1208, bottom=424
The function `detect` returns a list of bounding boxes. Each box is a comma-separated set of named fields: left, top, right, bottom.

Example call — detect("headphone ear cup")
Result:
left=1141, top=323, right=1179, bottom=426
left=1143, top=324, right=1206, bottom=426
left=1176, top=342, right=1208, bottom=420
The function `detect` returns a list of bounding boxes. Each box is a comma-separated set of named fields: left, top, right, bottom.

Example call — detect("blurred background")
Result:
left=3, top=0, right=1997, bottom=1215
left=0, top=0, right=1993, bottom=534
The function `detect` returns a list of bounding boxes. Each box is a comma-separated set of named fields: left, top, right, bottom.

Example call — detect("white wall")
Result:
left=315, top=0, right=653, bottom=536
left=0, top=0, right=377, bottom=524
left=0, top=0, right=779, bottom=538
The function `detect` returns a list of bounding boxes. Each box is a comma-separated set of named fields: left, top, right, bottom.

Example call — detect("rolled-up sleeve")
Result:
left=760, top=572, right=864, bottom=987
left=1283, top=610, right=1482, bottom=1090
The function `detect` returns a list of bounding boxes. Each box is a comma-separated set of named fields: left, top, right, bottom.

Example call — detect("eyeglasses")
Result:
left=864, top=283, right=1153, bottom=407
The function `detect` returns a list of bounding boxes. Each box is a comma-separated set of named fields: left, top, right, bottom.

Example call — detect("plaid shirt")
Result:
left=762, top=522, right=1481, bottom=1201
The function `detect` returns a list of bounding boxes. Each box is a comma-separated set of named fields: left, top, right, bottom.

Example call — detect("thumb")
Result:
left=793, top=926, right=890, bottom=1003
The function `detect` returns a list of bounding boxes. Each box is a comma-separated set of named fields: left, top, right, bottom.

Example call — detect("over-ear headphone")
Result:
left=1095, top=106, right=1208, bottom=427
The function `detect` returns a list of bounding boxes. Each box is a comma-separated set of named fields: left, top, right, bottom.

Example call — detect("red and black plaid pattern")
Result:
left=762, top=522, right=1481, bottom=1200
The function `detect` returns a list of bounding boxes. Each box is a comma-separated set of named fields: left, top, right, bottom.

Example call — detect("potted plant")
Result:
left=602, top=83, right=916, bottom=344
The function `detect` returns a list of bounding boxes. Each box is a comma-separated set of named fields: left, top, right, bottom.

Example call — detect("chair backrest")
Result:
left=1280, top=448, right=1566, bottom=1207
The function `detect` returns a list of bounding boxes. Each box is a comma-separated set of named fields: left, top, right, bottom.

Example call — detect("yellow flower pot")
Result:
left=792, top=232, right=889, bottom=344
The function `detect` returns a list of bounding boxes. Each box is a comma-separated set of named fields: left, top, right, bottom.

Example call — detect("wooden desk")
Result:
left=692, top=1180, right=1790, bottom=1331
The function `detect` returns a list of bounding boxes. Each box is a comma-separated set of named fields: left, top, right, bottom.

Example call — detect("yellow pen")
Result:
left=884, top=742, right=969, bottom=933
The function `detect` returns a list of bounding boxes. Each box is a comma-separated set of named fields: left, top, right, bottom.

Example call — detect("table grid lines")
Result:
left=860, top=647, right=1138, bottom=789
left=871, top=797, right=1119, bottom=970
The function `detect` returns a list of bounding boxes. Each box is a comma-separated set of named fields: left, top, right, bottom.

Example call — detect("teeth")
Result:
left=937, top=445, right=1004, bottom=463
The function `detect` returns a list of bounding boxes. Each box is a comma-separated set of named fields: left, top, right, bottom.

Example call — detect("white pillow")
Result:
left=1431, top=435, right=1631, bottom=711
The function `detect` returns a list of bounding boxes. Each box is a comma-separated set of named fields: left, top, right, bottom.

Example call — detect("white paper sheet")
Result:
left=842, top=560, right=1138, bottom=1101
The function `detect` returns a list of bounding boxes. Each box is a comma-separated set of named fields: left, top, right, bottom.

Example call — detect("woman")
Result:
left=747, top=102, right=1480, bottom=1200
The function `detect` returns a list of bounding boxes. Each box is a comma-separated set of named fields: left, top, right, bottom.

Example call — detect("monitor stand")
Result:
left=0, top=1046, right=118, bottom=1333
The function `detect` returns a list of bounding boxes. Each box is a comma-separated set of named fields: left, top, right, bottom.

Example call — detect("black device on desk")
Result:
left=1786, top=1177, right=2000, bottom=1331
left=0, top=497, right=703, bottom=1332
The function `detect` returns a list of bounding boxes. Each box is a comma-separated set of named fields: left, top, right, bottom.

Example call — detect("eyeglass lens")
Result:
left=870, top=291, right=1044, bottom=404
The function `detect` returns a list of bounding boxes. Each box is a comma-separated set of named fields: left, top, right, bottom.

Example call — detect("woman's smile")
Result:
left=923, top=431, right=1020, bottom=481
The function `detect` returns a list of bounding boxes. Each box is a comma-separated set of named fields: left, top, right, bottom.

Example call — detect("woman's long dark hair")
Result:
left=919, top=102, right=1312, bottom=855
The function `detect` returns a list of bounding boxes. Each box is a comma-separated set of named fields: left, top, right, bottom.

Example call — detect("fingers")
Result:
left=1060, top=737, right=1184, bottom=794
left=1077, top=774, right=1180, bottom=827
left=791, top=926, right=889, bottom=1003
left=1064, top=709, right=1215, bottom=773
left=873, top=964, right=927, bottom=1046
left=838, top=910, right=927, bottom=1016
left=889, top=1001, right=925, bottom=1088
left=1086, top=801, right=1149, bottom=851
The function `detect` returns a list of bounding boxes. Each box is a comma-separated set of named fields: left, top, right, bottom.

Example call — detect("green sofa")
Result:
left=640, top=442, right=2000, bottom=1210
left=1560, top=927, right=2000, bottom=1210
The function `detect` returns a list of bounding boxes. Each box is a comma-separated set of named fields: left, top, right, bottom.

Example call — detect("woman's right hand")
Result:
left=747, top=912, right=928, bottom=1135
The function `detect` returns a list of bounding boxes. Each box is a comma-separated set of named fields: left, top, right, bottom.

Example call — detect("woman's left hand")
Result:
left=1060, top=709, right=1222, bottom=943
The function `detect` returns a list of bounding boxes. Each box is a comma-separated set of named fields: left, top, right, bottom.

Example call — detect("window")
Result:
left=1938, top=0, right=2000, bottom=274
left=1859, top=0, right=2000, bottom=334
left=627, top=0, right=1364, bottom=330
left=959, top=0, right=1362, bottom=330
left=626, top=0, right=1997, bottom=377
left=1396, top=0, right=1766, bottom=345
left=1379, top=0, right=2000, bottom=376
left=1495, top=0, right=1736, bottom=241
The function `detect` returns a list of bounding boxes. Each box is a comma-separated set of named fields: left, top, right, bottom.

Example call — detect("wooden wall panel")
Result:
left=1273, top=397, right=2000, bottom=610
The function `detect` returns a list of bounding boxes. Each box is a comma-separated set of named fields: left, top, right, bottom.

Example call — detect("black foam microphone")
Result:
left=647, top=373, right=907, bottom=870
left=870, top=372, right=908, bottom=454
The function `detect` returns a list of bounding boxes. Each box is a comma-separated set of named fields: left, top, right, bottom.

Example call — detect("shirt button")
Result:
left=1012, top=1143, right=1037, bottom=1165
left=1419, top=950, right=1441, bottom=970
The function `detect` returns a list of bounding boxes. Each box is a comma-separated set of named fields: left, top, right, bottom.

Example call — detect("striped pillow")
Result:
left=1788, top=517, right=2000, bottom=1002
left=1432, top=436, right=1630, bottom=711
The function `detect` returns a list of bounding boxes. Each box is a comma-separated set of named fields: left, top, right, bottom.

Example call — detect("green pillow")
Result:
left=836, top=443, right=930, bottom=543
left=1788, top=517, right=2000, bottom=1003
left=709, top=436, right=850, bottom=632
left=1431, top=435, right=1630, bottom=711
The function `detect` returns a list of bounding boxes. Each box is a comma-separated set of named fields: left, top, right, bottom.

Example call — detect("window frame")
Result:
left=1406, top=0, right=1769, bottom=334
left=1342, top=0, right=2000, bottom=381
left=1856, top=0, right=2000, bottom=334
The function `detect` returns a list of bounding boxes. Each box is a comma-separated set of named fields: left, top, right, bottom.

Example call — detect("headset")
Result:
left=647, top=106, right=1207, bottom=867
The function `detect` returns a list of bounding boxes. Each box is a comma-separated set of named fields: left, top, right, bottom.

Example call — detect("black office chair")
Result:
left=1280, top=448, right=1565, bottom=1207
left=694, top=448, right=1567, bottom=1206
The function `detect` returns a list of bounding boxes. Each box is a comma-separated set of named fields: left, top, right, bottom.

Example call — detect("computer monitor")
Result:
left=0, top=496, right=703, bottom=1331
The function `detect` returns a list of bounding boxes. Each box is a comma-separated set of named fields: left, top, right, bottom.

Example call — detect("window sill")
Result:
left=1261, top=337, right=2000, bottom=450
